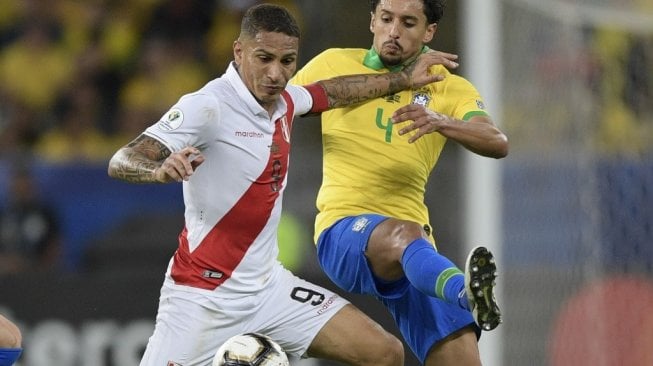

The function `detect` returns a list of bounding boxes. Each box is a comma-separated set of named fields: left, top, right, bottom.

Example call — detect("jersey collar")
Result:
left=363, top=45, right=431, bottom=72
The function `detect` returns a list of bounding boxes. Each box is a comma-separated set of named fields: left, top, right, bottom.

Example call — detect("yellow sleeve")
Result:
left=438, top=74, right=490, bottom=121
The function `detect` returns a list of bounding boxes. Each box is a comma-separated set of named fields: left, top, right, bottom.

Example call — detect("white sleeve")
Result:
left=284, top=84, right=313, bottom=116
left=144, top=92, right=221, bottom=152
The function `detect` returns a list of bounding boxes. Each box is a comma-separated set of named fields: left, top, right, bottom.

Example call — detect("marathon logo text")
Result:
left=235, top=131, right=264, bottom=138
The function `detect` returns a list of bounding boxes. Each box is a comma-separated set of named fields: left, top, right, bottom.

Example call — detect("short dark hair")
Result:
left=369, top=0, right=445, bottom=24
left=240, top=4, right=300, bottom=39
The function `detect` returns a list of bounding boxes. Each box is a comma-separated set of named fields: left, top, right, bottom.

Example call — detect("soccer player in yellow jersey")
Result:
left=292, top=0, right=508, bottom=365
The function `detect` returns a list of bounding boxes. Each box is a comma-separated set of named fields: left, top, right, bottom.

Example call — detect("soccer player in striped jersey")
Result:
left=108, top=3, right=458, bottom=366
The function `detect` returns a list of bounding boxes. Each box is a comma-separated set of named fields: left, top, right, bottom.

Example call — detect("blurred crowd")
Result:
left=0, top=0, right=301, bottom=163
left=586, top=26, right=653, bottom=155
left=0, top=0, right=304, bottom=276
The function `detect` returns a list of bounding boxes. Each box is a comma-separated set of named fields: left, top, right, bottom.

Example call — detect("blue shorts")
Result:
left=0, top=348, right=22, bottom=366
left=317, top=214, right=479, bottom=363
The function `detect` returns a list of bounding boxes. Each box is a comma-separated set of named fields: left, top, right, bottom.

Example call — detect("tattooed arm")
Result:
left=108, top=134, right=205, bottom=183
left=317, top=50, right=458, bottom=109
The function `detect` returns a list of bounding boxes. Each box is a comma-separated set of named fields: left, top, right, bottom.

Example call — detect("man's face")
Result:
left=370, top=0, right=436, bottom=67
left=234, top=31, right=299, bottom=109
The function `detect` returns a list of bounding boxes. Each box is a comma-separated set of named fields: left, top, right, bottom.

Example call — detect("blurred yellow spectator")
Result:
left=0, top=0, right=303, bottom=160
left=34, top=79, right=115, bottom=163
left=591, top=27, right=653, bottom=156
left=0, top=0, right=21, bottom=36
left=0, top=21, right=74, bottom=112
left=205, top=0, right=302, bottom=71
left=119, top=37, right=209, bottom=120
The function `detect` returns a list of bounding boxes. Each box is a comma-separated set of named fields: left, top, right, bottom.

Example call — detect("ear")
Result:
left=369, top=12, right=375, bottom=33
left=233, top=40, right=243, bottom=64
left=423, top=23, right=437, bottom=43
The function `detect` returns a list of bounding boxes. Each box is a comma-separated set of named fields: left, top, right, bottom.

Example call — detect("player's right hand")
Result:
left=155, top=146, right=205, bottom=183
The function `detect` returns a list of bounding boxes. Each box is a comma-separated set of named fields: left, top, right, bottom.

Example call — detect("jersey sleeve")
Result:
left=284, top=83, right=329, bottom=116
left=144, top=92, right=221, bottom=152
left=292, top=49, right=364, bottom=115
left=442, top=75, right=490, bottom=121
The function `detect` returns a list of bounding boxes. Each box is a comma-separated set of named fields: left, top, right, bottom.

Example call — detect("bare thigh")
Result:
left=307, top=304, right=404, bottom=366
left=424, top=326, right=481, bottom=366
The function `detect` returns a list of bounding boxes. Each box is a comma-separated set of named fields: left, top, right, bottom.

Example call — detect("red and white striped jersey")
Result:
left=143, top=62, right=324, bottom=298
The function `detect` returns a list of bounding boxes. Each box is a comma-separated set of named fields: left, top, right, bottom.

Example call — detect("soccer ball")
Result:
left=212, top=333, right=290, bottom=366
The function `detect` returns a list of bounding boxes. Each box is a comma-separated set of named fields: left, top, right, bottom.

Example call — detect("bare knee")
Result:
left=367, top=219, right=427, bottom=280
left=327, top=330, right=404, bottom=366
left=0, top=315, right=22, bottom=348
left=366, top=331, right=404, bottom=366
left=386, top=219, right=425, bottom=243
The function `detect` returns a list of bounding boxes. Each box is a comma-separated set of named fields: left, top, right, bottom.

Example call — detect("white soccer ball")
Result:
left=212, top=333, right=290, bottom=366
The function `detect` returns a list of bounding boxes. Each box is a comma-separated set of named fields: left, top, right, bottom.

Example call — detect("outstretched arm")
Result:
left=108, top=134, right=205, bottom=183
left=316, top=51, right=458, bottom=109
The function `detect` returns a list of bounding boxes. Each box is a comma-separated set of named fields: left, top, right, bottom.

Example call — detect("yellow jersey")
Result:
left=292, top=47, right=489, bottom=244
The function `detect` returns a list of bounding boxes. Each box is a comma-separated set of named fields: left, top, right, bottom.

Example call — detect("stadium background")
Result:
left=0, top=0, right=651, bottom=365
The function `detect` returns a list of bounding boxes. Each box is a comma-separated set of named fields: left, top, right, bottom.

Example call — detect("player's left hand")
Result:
left=155, top=146, right=205, bottom=182
left=392, top=104, right=452, bottom=143
left=403, top=50, right=459, bottom=88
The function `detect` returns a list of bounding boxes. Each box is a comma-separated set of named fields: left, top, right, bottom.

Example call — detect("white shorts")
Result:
left=140, top=264, right=348, bottom=366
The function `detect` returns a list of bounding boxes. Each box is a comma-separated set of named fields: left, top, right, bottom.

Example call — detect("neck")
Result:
left=363, top=45, right=430, bottom=71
